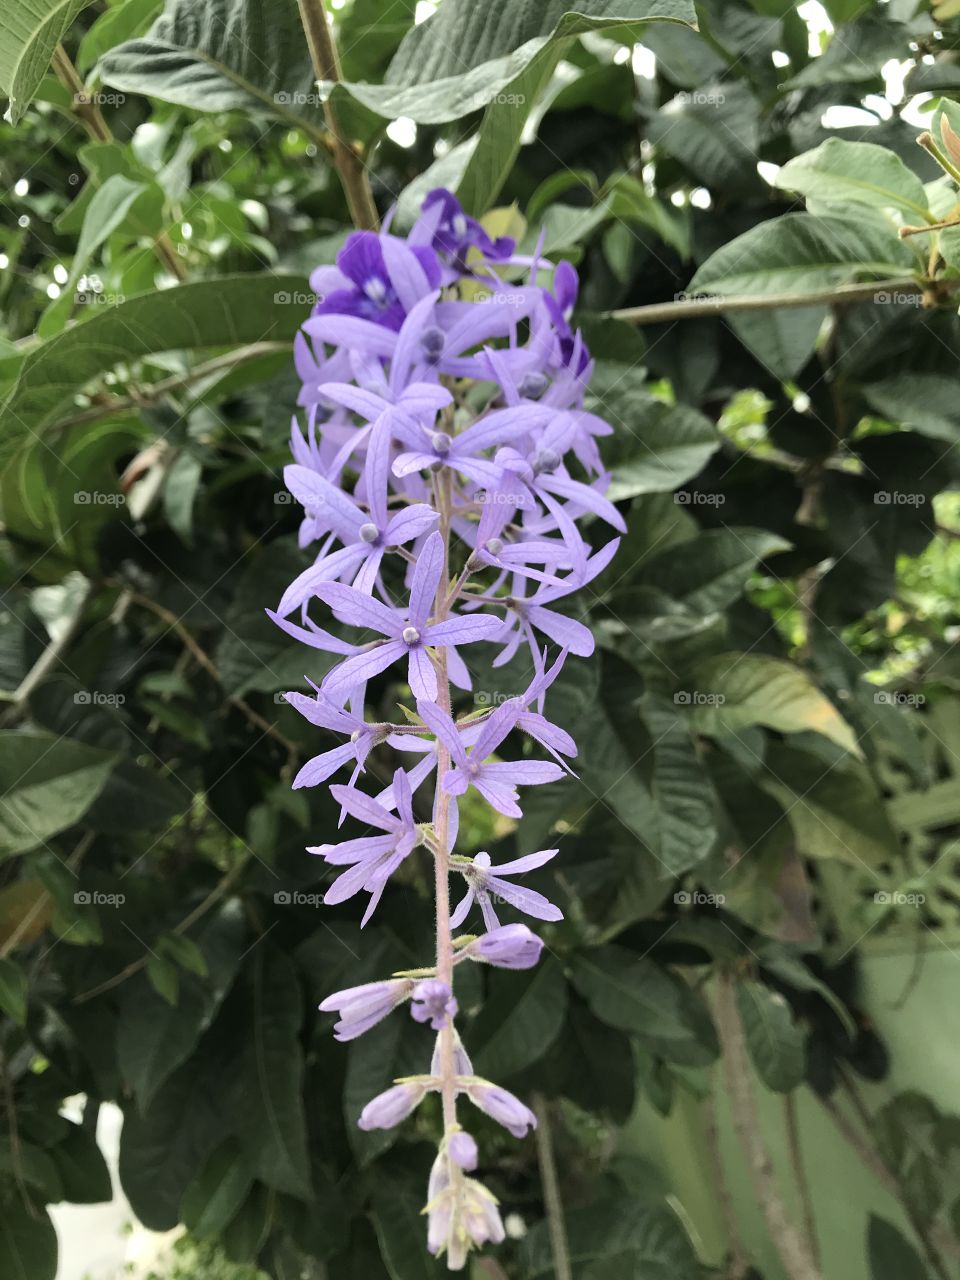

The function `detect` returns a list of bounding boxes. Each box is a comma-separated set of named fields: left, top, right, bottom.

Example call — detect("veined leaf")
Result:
left=776, top=138, right=932, bottom=223
left=0, top=734, right=116, bottom=856
left=0, top=0, right=97, bottom=125
left=736, top=978, right=805, bottom=1092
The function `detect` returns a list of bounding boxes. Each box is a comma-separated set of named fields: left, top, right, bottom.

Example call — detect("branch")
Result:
left=533, top=1093, right=573, bottom=1280
left=0, top=582, right=96, bottom=722
left=713, top=974, right=824, bottom=1280
left=607, top=277, right=960, bottom=326
left=52, top=341, right=290, bottom=433
left=295, top=0, right=379, bottom=231
left=784, top=1092, right=821, bottom=1273
left=51, top=44, right=187, bottom=282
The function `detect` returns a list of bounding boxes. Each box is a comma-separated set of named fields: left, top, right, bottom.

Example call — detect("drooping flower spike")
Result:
left=273, top=186, right=618, bottom=1271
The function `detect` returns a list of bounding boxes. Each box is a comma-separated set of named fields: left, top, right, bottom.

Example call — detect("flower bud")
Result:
left=358, top=1081, right=428, bottom=1131
left=410, top=979, right=458, bottom=1030
left=463, top=1080, right=537, bottom=1139
left=319, top=977, right=413, bottom=1041
left=463, top=923, right=543, bottom=969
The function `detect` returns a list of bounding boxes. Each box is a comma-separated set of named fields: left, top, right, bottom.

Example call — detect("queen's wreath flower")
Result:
left=272, top=190, right=619, bottom=1270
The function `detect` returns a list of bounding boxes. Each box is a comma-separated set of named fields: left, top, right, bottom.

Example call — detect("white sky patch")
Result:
left=633, top=44, right=656, bottom=80
left=821, top=105, right=880, bottom=129
left=414, top=1, right=437, bottom=23
left=0, top=254, right=8, bottom=269
left=670, top=190, right=686, bottom=207
left=690, top=187, right=712, bottom=209
left=386, top=116, right=417, bottom=148
left=14, top=178, right=29, bottom=196
left=771, top=49, right=791, bottom=68
left=757, top=160, right=781, bottom=187
left=46, top=283, right=60, bottom=299
left=53, top=264, right=68, bottom=283
left=797, top=1, right=833, bottom=56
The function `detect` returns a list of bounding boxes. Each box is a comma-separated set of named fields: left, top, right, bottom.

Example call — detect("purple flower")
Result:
left=315, top=531, right=501, bottom=703
left=358, top=1080, right=429, bottom=1131
left=462, top=1080, right=537, bottom=1139
left=307, top=768, right=420, bottom=924
left=282, top=689, right=383, bottom=789
left=309, top=230, right=441, bottom=332
left=450, top=850, right=562, bottom=932
left=417, top=699, right=564, bottom=818
left=448, top=1130, right=478, bottom=1171
left=414, top=188, right=515, bottom=272
left=319, top=977, right=413, bottom=1041
left=462, top=924, right=544, bottom=970
left=411, top=979, right=458, bottom=1031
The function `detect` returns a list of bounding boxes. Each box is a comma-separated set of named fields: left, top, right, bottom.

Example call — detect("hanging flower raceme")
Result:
left=272, top=188, right=619, bottom=1271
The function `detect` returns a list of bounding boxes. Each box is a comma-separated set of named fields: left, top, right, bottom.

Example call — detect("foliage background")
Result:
left=0, top=0, right=959, bottom=1277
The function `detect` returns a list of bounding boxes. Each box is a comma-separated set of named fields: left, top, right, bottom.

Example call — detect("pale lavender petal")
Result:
left=322, top=641, right=407, bottom=700
left=293, top=742, right=357, bottom=789
left=312, top=581, right=400, bottom=636
left=527, top=605, right=594, bottom=656
left=329, top=784, right=399, bottom=832
left=490, top=848, right=559, bottom=875
left=425, top=614, right=502, bottom=647
left=384, top=504, right=439, bottom=545
left=408, top=530, right=444, bottom=626
left=408, top=644, right=438, bottom=702
left=487, top=876, right=562, bottom=922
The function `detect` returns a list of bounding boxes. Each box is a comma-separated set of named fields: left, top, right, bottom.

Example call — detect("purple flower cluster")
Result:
left=274, top=189, right=618, bottom=1270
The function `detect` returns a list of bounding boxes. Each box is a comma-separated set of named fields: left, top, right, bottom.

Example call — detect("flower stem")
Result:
left=432, top=468, right=459, bottom=1132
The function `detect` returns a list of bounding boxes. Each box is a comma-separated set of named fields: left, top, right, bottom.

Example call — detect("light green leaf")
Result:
left=100, top=0, right=322, bottom=136
left=736, top=978, right=805, bottom=1092
left=76, top=0, right=162, bottom=72
left=0, top=734, right=116, bottom=856
left=0, top=956, right=28, bottom=1024
left=776, top=139, right=932, bottom=223
left=690, top=212, right=915, bottom=297
left=163, top=450, right=203, bottom=543
left=0, top=273, right=306, bottom=461
left=690, top=653, right=861, bottom=756
left=0, top=0, right=97, bottom=124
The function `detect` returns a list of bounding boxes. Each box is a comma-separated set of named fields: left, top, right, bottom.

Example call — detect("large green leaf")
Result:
left=570, top=947, right=718, bottom=1065
left=0, top=273, right=305, bottom=460
left=0, top=0, right=97, bottom=125
left=646, top=83, right=760, bottom=190
left=638, top=528, right=789, bottom=616
left=0, top=1202, right=57, bottom=1280
left=0, top=733, right=116, bottom=856
left=736, top=978, right=805, bottom=1092
left=473, top=956, right=567, bottom=1079
left=231, top=949, right=311, bottom=1198
left=641, top=694, right=718, bottom=876
left=690, top=212, right=915, bottom=297
left=100, top=0, right=322, bottom=135
left=867, top=1215, right=930, bottom=1280
left=0, top=956, right=28, bottom=1024
left=50, top=1122, right=112, bottom=1203
left=776, top=138, right=932, bottom=223
left=117, top=901, right=245, bottom=1109
left=181, top=1139, right=254, bottom=1239
left=689, top=653, right=860, bottom=756
left=587, top=367, right=721, bottom=500
left=330, top=1, right=695, bottom=212
left=520, top=1200, right=700, bottom=1280
left=372, top=1187, right=446, bottom=1280
left=862, top=374, right=960, bottom=444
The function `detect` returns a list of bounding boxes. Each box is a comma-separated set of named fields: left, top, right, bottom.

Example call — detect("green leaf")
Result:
left=520, top=1200, right=700, bottom=1279
left=0, top=0, right=97, bottom=125
left=726, top=304, right=827, bottom=381
left=570, top=947, right=718, bottom=1066
left=0, top=733, right=116, bottom=856
left=232, top=949, right=311, bottom=1198
left=587, top=367, right=720, bottom=500
left=158, top=930, right=208, bottom=976
left=0, top=956, right=27, bottom=1023
left=146, top=951, right=180, bottom=1005
left=862, top=374, right=960, bottom=444
left=762, top=744, right=899, bottom=869
left=181, top=1139, right=254, bottom=1238
left=690, top=212, right=915, bottom=297
left=473, top=957, right=567, bottom=1079
left=331, top=2, right=695, bottom=212
left=0, top=1139, right=62, bottom=1199
left=76, top=0, right=163, bottom=72
left=755, top=943, right=857, bottom=1039
left=646, top=83, right=761, bottom=190
left=372, top=1187, right=445, bottom=1280
left=776, top=139, right=932, bottom=223
left=118, top=902, right=245, bottom=1109
left=640, top=695, right=718, bottom=876
left=162, top=450, right=203, bottom=544
left=689, top=653, right=861, bottom=756
left=867, top=1215, right=930, bottom=1280
left=736, top=979, right=805, bottom=1092
left=0, top=1202, right=57, bottom=1280
left=100, top=0, right=323, bottom=136
left=639, top=528, right=789, bottom=616
left=50, top=1122, right=112, bottom=1203
left=0, top=273, right=307, bottom=460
